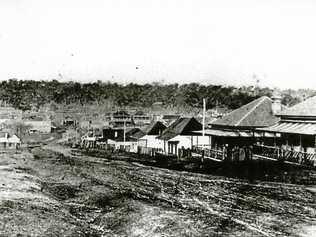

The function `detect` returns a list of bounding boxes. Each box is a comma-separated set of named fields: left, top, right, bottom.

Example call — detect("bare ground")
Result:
left=0, top=146, right=315, bottom=236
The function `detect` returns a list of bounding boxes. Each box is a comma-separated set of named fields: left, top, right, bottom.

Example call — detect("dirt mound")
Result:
left=42, top=182, right=80, bottom=200
left=86, top=192, right=125, bottom=209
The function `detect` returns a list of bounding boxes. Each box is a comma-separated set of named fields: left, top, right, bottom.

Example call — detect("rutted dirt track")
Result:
left=0, top=146, right=315, bottom=236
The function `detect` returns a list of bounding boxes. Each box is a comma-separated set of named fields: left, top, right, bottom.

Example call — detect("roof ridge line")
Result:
left=234, top=97, right=267, bottom=126
left=183, top=117, right=192, bottom=129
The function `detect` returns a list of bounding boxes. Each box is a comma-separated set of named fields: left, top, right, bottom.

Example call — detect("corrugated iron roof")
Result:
left=279, top=96, right=316, bottom=117
left=143, top=121, right=166, bottom=135
left=129, top=130, right=146, bottom=139
left=192, top=129, right=267, bottom=137
left=257, top=122, right=316, bottom=135
left=211, top=96, right=279, bottom=128
left=113, top=128, right=145, bottom=141
left=158, top=117, right=202, bottom=140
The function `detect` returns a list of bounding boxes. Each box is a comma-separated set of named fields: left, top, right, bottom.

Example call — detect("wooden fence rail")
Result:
left=80, top=141, right=316, bottom=167
left=192, top=146, right=225, bottom=161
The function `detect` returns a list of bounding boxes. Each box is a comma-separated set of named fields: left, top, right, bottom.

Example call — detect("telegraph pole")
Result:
left=123, top=120, right=126, bottom=149
left=202, top=98, right=206, bottom=137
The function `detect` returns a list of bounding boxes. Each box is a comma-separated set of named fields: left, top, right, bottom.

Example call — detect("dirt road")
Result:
left=0, top=146, right=315, bottom=236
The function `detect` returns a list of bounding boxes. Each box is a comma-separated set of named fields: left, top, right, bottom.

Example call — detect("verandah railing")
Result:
left=253, top=144, right=316, bottom=167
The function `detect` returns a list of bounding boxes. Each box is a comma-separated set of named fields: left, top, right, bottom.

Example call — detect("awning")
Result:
left=168, top=135, right=190, bottom=142
left=257, top=122, right=316, bottom=135
left=192, top=129, right=273, bottom=137
left=195, top=129, right=239, bottom=137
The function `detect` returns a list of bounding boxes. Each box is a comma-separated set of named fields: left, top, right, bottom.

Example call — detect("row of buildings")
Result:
left=82, top=93, right=316, bottom=166
left=3, top=90, right=316, bottom=161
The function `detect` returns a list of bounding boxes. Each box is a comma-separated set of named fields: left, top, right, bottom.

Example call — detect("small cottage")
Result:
left=107, top=128, right=145, bottom=153
left=138, top=121, right=167, bottom=152
left=158, top=117, right=202, bottom=156
left=0, top=132, right=21, bottom=149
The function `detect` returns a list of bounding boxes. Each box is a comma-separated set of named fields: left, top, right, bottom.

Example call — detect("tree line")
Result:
left=0, top=79, right=308, bottom=111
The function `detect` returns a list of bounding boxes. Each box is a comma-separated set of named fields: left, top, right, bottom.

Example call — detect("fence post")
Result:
left=201, top=150, right=204, bottom=163
left=249, top=145, right=253, bottom=161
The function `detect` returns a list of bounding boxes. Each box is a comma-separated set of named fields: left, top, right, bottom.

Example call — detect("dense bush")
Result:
left=0, top=79, right=306, bottom=111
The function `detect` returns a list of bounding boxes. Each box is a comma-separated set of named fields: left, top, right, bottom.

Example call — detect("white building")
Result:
left=157, top=117, right=205, bottom=156
left=138, top=121, right=166, bottom=150
left=0, top=132, right=21, bottom=149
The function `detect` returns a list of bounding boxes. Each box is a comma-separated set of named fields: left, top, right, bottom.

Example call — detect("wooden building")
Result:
left=24, top=120, right=52, bottom=134
left=133, top=111, right=152, bottom=126
left=158, top=117, right=203, bottom=156
left=138, top=121, right=167, bottom=152
left=258, top=95, right=316, bottom=153
left=107, top=128, right=145, bottom=153
left=0, top=132, right=21, bottom=149
left=194, top=96, right=280, bottom=150
left=110, top=111, right=134, bottom=127
left=250, top=96, right=316, bottom=166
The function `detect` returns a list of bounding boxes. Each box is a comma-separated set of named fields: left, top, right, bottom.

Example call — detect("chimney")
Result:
left=271, top=91, right=282, bottom=115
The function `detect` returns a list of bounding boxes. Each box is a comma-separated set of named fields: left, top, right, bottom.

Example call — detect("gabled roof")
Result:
left=114, top=127, right=145, bottom=141
left=211, top=96, right=279, bottom=128
left=129, top=129, right=146, bottom=139
left=143, top=121, right=166, bottom=135
left=279, top=96, right=316, bottom=118
left=125, top=128, right=143, bottom=137
left=158, top=117, right=202, bottom=140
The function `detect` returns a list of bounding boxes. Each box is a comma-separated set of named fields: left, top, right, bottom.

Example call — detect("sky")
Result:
left=0, top=0, right=316, bottom=89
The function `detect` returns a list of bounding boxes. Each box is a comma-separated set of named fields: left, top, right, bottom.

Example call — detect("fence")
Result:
left=80, top=141, right=316, bottom=168
left=138, top=146, right=162, bottom=156
left=192, top=146, right=225, bottom=161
